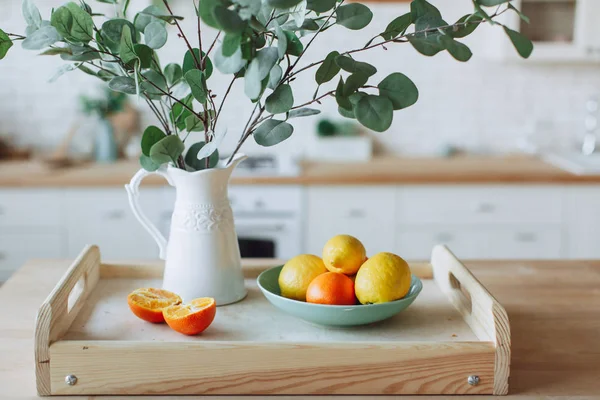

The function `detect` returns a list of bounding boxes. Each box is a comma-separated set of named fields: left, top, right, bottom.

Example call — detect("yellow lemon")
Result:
left=278, top=254, right=327, bottom=301
left=354, top=252, right=411, bottom=304
left=322, top=234, right=366, bottom=275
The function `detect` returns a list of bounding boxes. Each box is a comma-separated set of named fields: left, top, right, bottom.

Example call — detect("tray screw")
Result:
left=65, top=375, right=78, bottom=386
left=468, top=375, right=480, bottom=386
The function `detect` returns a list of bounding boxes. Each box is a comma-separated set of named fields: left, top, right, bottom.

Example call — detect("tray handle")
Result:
left=34, top=245, right=101, bottom=396
left=431, top=245, right=510, bottom=395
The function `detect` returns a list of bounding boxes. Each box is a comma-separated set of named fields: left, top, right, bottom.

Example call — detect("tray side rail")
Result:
left=34, top=245, right=101, bottom=396
left=431, top=245, right=511, bottom=395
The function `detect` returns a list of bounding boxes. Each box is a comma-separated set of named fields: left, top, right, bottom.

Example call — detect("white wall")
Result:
left=1, top=0, right=599, bottom=157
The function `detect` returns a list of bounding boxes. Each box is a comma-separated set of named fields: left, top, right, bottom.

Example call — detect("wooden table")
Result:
left=1, top=258, right=599, bottom=399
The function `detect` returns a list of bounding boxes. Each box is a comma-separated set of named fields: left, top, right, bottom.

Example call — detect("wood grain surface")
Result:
left=431, top=246, right=510, bottom=395
left=1, top=257, right=600, bottom=399
left=1, top=155, right=599, bottom=187
left=42, top=255, right=488, bottom=395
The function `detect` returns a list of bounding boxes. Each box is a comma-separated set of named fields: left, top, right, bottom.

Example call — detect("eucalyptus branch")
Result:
left=227, top=101, right=263, bottom=164
left=287, top=0, right=344, bottom=74
left=285, top=7, right=507, bottom=83
left=194, top=0, right=203, bottom=66
left=6, top=33, right=26, bottom=40
left=205, top=32, right=221, bottom=59
left=144, top=96, right=171, bottom=134
left=214, top=75, right=238, bottom=128
left=144, top=78, right=206, bottom=123
left=162, top=0, right=201, bottom=70
left=291, top=90, right=335, bottom=110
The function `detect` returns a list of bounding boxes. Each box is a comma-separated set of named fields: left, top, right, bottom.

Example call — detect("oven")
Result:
left=229, top=186, right=303, bottom=260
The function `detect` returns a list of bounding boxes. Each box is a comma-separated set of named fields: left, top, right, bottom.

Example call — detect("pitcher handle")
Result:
left=125, top=168, right=172, bottom=260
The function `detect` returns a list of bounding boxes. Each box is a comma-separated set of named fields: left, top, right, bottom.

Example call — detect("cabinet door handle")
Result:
left=105, top=210, right=126, bottom=220
left=475, top=202, right=495, bottom=213
left=347, top=209, right=366, bottom=218
left=436, top=232, right=454, bottom=242
left=516, top=232, right=537, bottom=243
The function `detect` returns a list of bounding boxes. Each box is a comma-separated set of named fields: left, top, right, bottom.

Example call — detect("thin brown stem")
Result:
left=6, top=32, right=26, bottom=40
left=162, top=0, right=201, bottom=70
left=195, top=0, right=203, bottom=66
left=144, top=79, right=206, bottom=123
left=144, top=96, right=171, bottom=134
left=205, top=32, right=221, bottom=59
left=291, top=90, right=335, bottom=110
left=214, top=75, right=237, bottom=128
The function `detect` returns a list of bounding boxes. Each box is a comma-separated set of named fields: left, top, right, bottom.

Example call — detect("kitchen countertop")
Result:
left=1, top=258, right=599, bottom=399
left=2, top=155, right=600, bottom=187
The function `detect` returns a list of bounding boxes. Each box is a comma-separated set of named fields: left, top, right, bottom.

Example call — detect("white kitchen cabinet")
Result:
left=65, top=188, right=164, bottom=259
left=0, top=232, right=64, bottom=282
left=489, top=0, right=600, bottom=63
left=0, top=189, right=63, bottom=227
left=306, top=187, right=395, bottom=256
left=397, top=226, right=563, bottom=260
left=397, top=186, right=563, bottom=225
left=565, top=186, right=600, bottom=259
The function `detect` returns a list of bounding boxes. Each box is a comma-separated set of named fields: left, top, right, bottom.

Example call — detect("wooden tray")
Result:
left=34, top=245, right=510, bottom=396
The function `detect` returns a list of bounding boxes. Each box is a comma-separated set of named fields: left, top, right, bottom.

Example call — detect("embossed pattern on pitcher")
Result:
left=172, top=202, right=234, bottom=233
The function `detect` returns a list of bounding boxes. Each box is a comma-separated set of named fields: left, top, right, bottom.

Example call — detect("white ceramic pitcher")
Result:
left=125, top=154, right=248, bottom=305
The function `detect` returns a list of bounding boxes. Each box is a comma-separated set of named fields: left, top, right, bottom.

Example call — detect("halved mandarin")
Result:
left=163, top=297, right=216, bottom=336
left=127, top=288, right=182, bottom=323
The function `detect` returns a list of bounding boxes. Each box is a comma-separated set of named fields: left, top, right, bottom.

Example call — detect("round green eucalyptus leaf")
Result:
left=64, top=2, right=94, bottom=43
left=141, top=125, right=167, bottom=156
left=108, top=76, right=137, bottom=94
left=334, top=55, right=377, bottom=76
left=144, top=21, right=167, bottom=49
left=134, top=6, right=164, bottom=32
left=381, top=13, right=412, bottom=40
left=50, top=6, right=73, bottom=39
left=140, top=154, right=161, bottom=171
left=268, top=64, right=283, bottom=89
left=307, top=0, right=336, bottom=13
left=338, top=106, right=355, bottom=119
left=212, top=5, right=247, bottom=34
left=185, top=69, right=208, bottom=103
left=183, top=48, right=213, bottom=78
left=214, top=44, right=246, bottom=74
left=185, top=142, right=219, bottom=171
left=267, top=0, right=303, bottom=9
left=141, top=69, right=168, bottom=98
left=198, top=0, right=221, bottom=28
left=244, top=47, right=278, bottom=99
left=451, top=14, right=482, bottom=38
left=265, top=84, right=294, bottom=114
left=283, top=31, right=303, bottom=56
left=315, top=51, right=340, bottom=85
left=222, top=33, right=241, bottom=57
left=0, top=29, right=14, bottom=60
left=354, top=95, right=393, bottom=132
left=164, top=63, right=183, bottom=86
left=185, top=115, right=205, bottom=132
left=254, top=119, right=294, bottom=146
left=438, top=35, right=472, bottom=61
left=134, top=44, right=154, bottom=68
left=336, top=3, right=373, bottom=30
left=377, top=72, right=418, bottom=110
left=149, top=135, right=185, bottom=165
left=335, top=77, right=352, bottom=111
left=102, top=19, right=137, bottom=51
left=343, top=72, right=369, bottom=97
left=275, top=26, right=287, bottom=59
left=288, top=107, right=321, bottom=119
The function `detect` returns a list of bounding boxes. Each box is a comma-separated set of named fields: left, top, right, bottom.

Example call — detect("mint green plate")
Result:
left=257, top=266, right=423, bottom=327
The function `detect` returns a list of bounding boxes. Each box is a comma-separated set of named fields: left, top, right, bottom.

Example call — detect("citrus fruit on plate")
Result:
left=127, top=288, right=182, bottom=323
left=355, top=252, right=412, bottom=305
left=306, top=272, right=356, bottom=305
left=258, top=266, right=422, bottom=327
left=322, top=234, right=367, bottom=275
left=278, top=254, right=327, bottom=301
left=163, top=297, right=216, bottom=335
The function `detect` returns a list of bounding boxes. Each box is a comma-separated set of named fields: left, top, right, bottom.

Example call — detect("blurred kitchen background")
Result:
left=2, top=0, right=600, bottom=283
